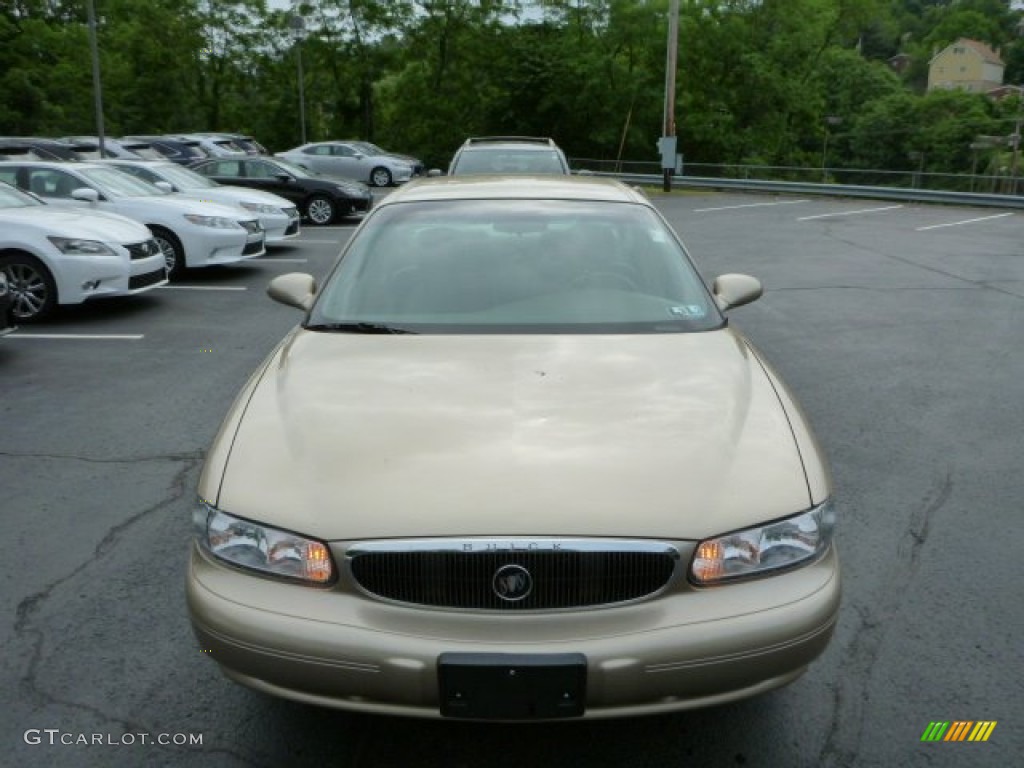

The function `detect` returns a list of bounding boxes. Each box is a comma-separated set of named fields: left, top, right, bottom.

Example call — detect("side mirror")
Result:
left=275, top=173, right=293, bottom=182
left=268, top=272, right=316, bottom=311
left=70, top=188, right=100, bottom=203
left=426, top=169, right=444, bottom=177
left=712, top=274, right=762, bottom=311
left=154, top=181, right=174, bottom=193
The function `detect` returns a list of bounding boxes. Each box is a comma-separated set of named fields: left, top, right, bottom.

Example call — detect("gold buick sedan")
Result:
left=187, top=175, right=839, bottom=720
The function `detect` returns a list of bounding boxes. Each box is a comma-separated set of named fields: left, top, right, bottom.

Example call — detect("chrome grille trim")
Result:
left=346, top=538, right=680, bottom=612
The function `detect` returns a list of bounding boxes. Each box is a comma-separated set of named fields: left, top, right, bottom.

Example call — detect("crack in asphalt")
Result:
left=0, top=449, right=204, bottom=465
left=817, top=470, right=954, bottom=768
left=818, top=230, right=1024, bottom=301
left=10, top=450, right=270, bottom=768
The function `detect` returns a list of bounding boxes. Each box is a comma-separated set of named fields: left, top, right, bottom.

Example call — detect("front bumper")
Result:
left=50, top=242, right=167, bottom=306
left=260, top=210, right=301, bottom=244
left=179, top=225, right=265, bottom=268
left=187, top=542, right=840, bottom=720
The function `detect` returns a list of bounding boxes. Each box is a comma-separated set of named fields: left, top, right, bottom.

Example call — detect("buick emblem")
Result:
left=492, top=564, right=533, bottom=602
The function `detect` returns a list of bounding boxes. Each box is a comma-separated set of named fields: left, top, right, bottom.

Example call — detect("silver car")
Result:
left=276, top=141, right=414, bottom=187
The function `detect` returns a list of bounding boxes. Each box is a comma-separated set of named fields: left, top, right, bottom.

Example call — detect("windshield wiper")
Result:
left=305, top=322, right=417, bottom=335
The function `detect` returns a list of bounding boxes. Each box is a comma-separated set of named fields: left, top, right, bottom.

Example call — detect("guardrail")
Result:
left=582, top=171, right=1024, bottom=210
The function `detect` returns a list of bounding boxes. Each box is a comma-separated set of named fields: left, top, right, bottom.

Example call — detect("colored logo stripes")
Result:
left=920, top=721, right=997, bottom=742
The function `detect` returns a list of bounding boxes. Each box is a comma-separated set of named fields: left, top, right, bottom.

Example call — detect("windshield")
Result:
left=350, top=142, right=382, bottom=156
left=156, top=164, right=218, bottom=189
left=273, top=158, right=315, bottom=178
left=79, top=167, right=163, bottom=197
left=124, top=144, right=165, bottom=160
left=0, top=182, right=43, bottom=209
left=309, top=200, right=721, bottom=334
left=453, top=148, right=566, bottom=175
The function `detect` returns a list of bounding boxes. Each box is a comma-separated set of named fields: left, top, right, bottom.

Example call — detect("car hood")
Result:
left=213, top=330, right=815, bottom=542
left=112, top=194, right=250, bottom=219
left=0, top=206, right=151, bottom=242
left=178, top=186, right=293, bottom=209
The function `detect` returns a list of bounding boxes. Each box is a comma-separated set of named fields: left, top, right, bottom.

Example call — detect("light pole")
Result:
left=821, top=116, right=841, bottom=184
left=660, top=0, right=680, bottom=192
left=289, top=13, right=308, bottom=145
left=85, top=0, right=107, bottom=157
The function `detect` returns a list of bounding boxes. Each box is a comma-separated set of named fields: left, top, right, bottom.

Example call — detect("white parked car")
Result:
left=0, top=161, right=265, bottom=278
left=0, top=181, right=166, bottom=321
left=276, top=141, right=414, bottom=187
left=99, top=159, right=300, bottom=244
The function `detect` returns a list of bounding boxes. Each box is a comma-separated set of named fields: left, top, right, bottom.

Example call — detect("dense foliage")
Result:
left=2, top=0, right=1023, bottom=176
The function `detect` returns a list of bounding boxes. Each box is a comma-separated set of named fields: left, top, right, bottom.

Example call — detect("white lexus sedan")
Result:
left=0, top=181, right=166, bottom=321
left=0, top=161, right=265, bottom=279
left=98, top=159, right=301, bottom=244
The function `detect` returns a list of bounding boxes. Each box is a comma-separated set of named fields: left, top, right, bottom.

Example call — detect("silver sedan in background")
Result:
left=276, top=141, right=414, bottom=187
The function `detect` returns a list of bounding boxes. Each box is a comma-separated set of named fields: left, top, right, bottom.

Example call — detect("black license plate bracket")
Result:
left=438, top=652, right=586, bottom=720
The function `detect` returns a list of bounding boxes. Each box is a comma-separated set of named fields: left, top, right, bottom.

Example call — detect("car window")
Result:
left=246, top=160, right=280, bottom=179
left=0, top=168, right=19, bottom=187
left=25, top=168, right=87, bottom=199
left=304, top=145, right=332, bottom=156
left=332, top=145, right=357, bottom=157
left=454, top=149, right=566, bottom=175
left=207, top=160, right=242, bottom=177
left=310, top=200, right=720, bottom=334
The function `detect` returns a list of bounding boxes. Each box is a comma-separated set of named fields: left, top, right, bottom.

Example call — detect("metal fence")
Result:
left=569, top=159, right=1022, bottom=196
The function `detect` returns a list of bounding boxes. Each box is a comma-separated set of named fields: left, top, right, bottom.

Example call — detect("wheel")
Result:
left=0, top=252, right=57, bottom=322
left=305, top=195, right=336, bottom=225
left=150, top=226, right=186, bottom=279
left=370, top=166, right=392, bottom=187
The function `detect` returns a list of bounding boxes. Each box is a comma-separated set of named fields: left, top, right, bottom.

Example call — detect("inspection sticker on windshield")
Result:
left=670, top=305, right=706, bottom=318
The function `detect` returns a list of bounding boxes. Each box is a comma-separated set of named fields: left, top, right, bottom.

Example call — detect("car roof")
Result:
left=380, top=175, right=648, bottom=206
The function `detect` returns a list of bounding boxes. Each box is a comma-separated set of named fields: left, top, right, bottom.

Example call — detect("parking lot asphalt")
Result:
left=1, top=191, right=1021, bottom=767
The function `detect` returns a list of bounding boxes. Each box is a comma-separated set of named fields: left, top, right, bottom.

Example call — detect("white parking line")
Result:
left=253, top=258, right=309, bottom=263
left=797, top=205, right=904, bottom=221
left=309, top=226, right=358, bottom=230
left=7, top=333, right=144, bottom=340
left=915, top=212, right=1014, bottom=231
left=693, top=199, right=809, bottom=213
left=158, top=285, right=248, bottom=291
left=289, top=239, right=340, bottom=244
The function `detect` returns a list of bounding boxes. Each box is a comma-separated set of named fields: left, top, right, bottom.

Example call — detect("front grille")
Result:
left=242, top=238, right=264, bottom=255
left=129, top=268, right=166, bottom=290
left=125, top=239, right=159, bottom=260
left=348, top=539, right=678, bottom=611
left=239, top=219, right=262, bottom=235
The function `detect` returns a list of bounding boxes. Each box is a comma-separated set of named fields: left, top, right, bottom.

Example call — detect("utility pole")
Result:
left=85, top=0, right=107, bottom=157
left=289, top=12, right=308, bottom=145
left=660, top=0, right=680, bottom=192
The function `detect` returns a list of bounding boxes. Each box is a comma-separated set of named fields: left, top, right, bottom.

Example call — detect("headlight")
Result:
left=183, top=214, right=240, bottom=229
left=47, top=237, right=116, bottom=256
left=239, top=202, right=281, bottom=214
left=193, top=501, right=334, bottom=584
left=690, top=500, right=835, bottom=585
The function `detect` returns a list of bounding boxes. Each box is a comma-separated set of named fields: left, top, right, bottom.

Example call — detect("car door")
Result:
left=328, top=144, right=366, bottom=181
left=195, top=159, right=247, bottom=187
left=242, top=160, right=304, bottom=205
left=294, top=144, right=332, bottom=174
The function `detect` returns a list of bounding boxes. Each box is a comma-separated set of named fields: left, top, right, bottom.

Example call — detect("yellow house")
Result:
left=928, top=38, right=1004, bottom=93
